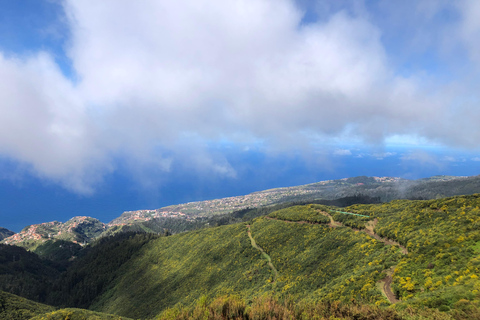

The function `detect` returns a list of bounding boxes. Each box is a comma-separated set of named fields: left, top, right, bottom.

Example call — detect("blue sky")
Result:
left=1, top=0, right=480, bottom=232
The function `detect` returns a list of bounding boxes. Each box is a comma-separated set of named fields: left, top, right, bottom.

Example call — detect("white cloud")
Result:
left=333, top=149, right=352, bottom=156
left=0, top=1, right=480, bottom=193
left=0, top=52, right=110, bottom=193
left=457, top=0, right=480, bottom=64
left=64, top=0, right=450, bottom=144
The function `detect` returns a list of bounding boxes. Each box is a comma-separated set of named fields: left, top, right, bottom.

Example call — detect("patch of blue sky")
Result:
left=0, top=0, right=75, bottom=79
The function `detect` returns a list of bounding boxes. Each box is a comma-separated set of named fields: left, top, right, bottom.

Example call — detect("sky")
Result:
left=1, top=0, right=480, bottom=232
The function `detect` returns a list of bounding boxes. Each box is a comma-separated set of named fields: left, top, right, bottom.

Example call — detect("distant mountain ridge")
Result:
left=110, top=175, right=478, bottom=225
left=3, top=174, right=480, bottom=250
left=109, top=176, right=404, bottom=226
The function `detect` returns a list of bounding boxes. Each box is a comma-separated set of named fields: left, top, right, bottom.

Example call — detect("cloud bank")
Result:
left=0, top=0, right=480, bottom=193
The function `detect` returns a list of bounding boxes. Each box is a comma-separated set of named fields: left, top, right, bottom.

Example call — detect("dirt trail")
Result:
left=318, top=213, right=408, bottom=255
left=364, top=219, right=408, bottom=255
left=266, top=212, right=408, bottom=304
left=319, top=212, right=407, bottom=304
left=377, top=267, right=400, bottom=304
left=317, top=211, right=343, bottom=228
left=246, top=225, right=278, bottom=281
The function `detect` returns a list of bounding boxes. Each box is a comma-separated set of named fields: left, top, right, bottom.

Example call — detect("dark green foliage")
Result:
left=34, top=240, right=82, bottom=264
left=47, top=232, right=160, bottom=309
left=346, top=176, right=377, bottom=185
left=0, top=228, right=14, bottom=241
left=0, top=245, right=60, bottom=303
left=102, top=218, right=206, bottom=238
left=268, top=205, right=330, bottom=224
left=0, top=291, right=55, bottom=320
left=330, top=211, right=371, bottom=229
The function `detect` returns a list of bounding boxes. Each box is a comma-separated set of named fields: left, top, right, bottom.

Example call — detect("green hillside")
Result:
left=2, top=193, right=480, bottom=319
left=83, top=209, right=399, bottom=318
left=66, top=196, right=480, bottom=319
left=0, top=291, right=132, bottom=320
left=0, top=244, right=60, bottom=302
left=0, top=291, right=54, bottom=320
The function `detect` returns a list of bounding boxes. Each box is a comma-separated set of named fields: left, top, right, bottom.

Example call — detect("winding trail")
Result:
left=267, top=211, right=408, bottom=304
left=378, top=268, right=400, bottom=304
left=246, top=225, right=279, bottom=281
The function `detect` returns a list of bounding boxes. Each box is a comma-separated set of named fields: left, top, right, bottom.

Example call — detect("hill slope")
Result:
left=58, top=195, right=480, bottom=319
left=0, top=291, right=132, bottom=320
left=0, top=228, right=14, bottom=241
left=0, top=291, right=54, bottom=320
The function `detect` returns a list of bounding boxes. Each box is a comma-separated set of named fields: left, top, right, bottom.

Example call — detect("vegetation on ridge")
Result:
left=2, top=191, right=480, bottom=319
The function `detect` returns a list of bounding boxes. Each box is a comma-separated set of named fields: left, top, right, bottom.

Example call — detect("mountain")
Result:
left=2, top=193, right=480, bottom=318
left=1, top=216, right=106, bottom=250
left=0, top=227, right=14, bottom=241
left=4, top=175, right=480, bottom=254
left=29, top=194, right=480, bottom=319
left=110, top=175, right=480, bottom=225
left=108, top=176, right=403, bottom=226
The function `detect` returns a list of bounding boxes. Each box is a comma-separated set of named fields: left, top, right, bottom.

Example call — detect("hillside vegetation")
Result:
left=0, top=244, right=61, bottom=302
left=78, top=196, right=480, bottom=319
left=2, top=193, right=480, bottom=319
left=0, top=291, right=54, bottom=320
left=0, top=291, right=131, bottom=320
